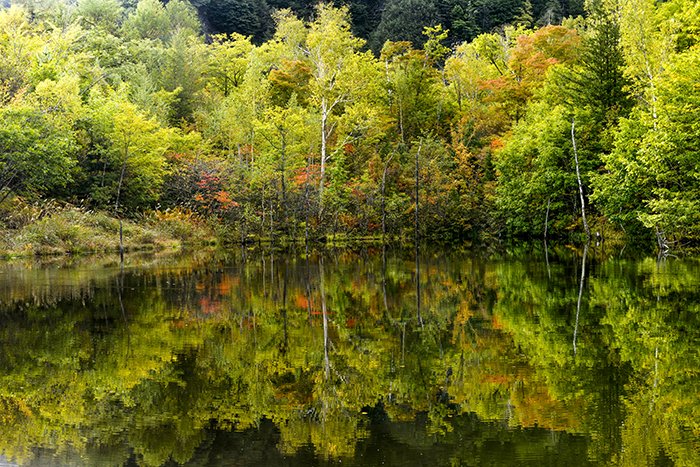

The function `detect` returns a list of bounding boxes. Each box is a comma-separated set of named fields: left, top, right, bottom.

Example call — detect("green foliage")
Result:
left=1, top=0, right=699, bottom=249
left=0, top=105, right=77, bottom=198
left=631, top=47, right=700, bottom=241
left=121, top=0, right=199, bottom=43
left=495, top=103, right=575, bottom=237
left=370, top=0, right=440, bottom=51
left=74, top=89, right=176, bottom=212
left=76, top=0, right=124, bottom=32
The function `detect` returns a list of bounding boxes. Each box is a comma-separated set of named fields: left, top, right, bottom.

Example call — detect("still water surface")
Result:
left=0, top=246, right=698, bottom=466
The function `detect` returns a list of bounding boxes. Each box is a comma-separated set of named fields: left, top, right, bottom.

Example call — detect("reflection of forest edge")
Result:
left=0, top=247, right=697, bottom=466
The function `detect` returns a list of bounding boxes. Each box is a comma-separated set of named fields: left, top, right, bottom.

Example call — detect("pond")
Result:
left=0, top=245, right=698, bottom=466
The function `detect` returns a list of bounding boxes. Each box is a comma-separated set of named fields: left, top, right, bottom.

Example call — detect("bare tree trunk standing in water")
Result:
left=571, top=119, right=591, bottom=240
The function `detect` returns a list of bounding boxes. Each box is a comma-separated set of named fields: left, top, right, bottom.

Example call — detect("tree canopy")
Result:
left=0, top=0, right=699, bottom=251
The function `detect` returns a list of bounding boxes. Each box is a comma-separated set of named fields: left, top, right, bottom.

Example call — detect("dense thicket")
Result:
left=1, top=0, right=699, bottom=250
left=188, top=0, right=585, bottom=49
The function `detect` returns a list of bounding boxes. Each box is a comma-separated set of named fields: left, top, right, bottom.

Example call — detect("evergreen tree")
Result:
left=370, top=0, right=440, bottom=51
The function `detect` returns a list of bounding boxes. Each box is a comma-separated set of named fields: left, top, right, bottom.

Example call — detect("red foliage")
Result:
left=292, top=163, right=320, bottom=187
left=193, top=170, right=238, bottom=215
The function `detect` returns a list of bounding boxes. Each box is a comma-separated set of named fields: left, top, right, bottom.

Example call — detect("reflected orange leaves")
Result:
left=217, top=276, right=238, bottom=295
left=198, top=297, right=222, bottom=315
left=295, top=293, right=310, bottom=310
left=480, top=374, right=511, bottom=385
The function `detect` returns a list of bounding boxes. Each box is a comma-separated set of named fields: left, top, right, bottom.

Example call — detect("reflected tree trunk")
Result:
left=117, top=261, right=131, bottom=356
left=414, top=142, right=423, bottom=328
left=382, top=244, right=389, bottom=317
left=320, top=258, right=330, bottom=380
left=262, top=254, right=266, bottom=299
left=401, top=322, right=406, bottom=367
left=544, top=240, right=551, bottom=280
left=305, top=251, right=312, bottom=322
left=281, top=261, right=288, bottom=356
left=573, top=243, right=588, bottom=356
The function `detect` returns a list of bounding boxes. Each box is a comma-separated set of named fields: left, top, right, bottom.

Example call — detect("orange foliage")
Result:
left=479, top=25, right=580, bottom=121
left=295, top=293, right=310, bottom=309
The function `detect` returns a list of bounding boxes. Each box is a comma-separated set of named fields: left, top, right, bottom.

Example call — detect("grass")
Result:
left=0, top=200, right=216, bottom=258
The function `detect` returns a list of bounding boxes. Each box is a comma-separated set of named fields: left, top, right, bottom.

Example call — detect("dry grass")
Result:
left=0, top=200, right=215, bottom=257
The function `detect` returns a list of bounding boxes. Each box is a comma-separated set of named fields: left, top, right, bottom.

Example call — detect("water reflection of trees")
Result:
left=0, top=249, right=697, bottom=465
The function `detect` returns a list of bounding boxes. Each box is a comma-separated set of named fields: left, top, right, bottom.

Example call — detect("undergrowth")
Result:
left=0, top=198, right=215, bottom=257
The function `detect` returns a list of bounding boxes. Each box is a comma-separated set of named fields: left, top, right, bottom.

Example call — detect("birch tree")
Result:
left=304, top=4, right=380, bottom=209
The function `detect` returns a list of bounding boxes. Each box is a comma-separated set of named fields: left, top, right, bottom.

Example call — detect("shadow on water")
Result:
left=0, top=246, right=697, bottom=466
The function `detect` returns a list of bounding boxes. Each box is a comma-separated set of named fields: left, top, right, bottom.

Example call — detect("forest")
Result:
left=0, top=0, right=699, bottom=253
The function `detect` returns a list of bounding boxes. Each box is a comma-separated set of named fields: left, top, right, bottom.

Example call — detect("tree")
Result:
left=253, top=100, right=313, bottom=238
left=631, top=48, right=700, bottom=242
left=204, top=33, right=254, bottom=98
left=0, top=105, right=77, bottom=202
left=380, top=40, right=443, bottom=144
left=369, top=0, right=440, bottom=52
left=122, top=0, right=200, bottom=43
left=80, top=89, right=175, bottom=212
left=593, top=0, right=700, bottom=247
left=303, top=4, right=381, bottom=211
left=76, top=0, right=124, bottom=32
left=190, top=0, right=273, bottom=43
left=574, top=0, right=631, bottom=124
left=480, top=25, right=580, bottom=123
left=618, top=0, right=670, bottom=126
left=494, top=103, right=581, bottom=237
left=0, top=6, right=42, bottom=103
